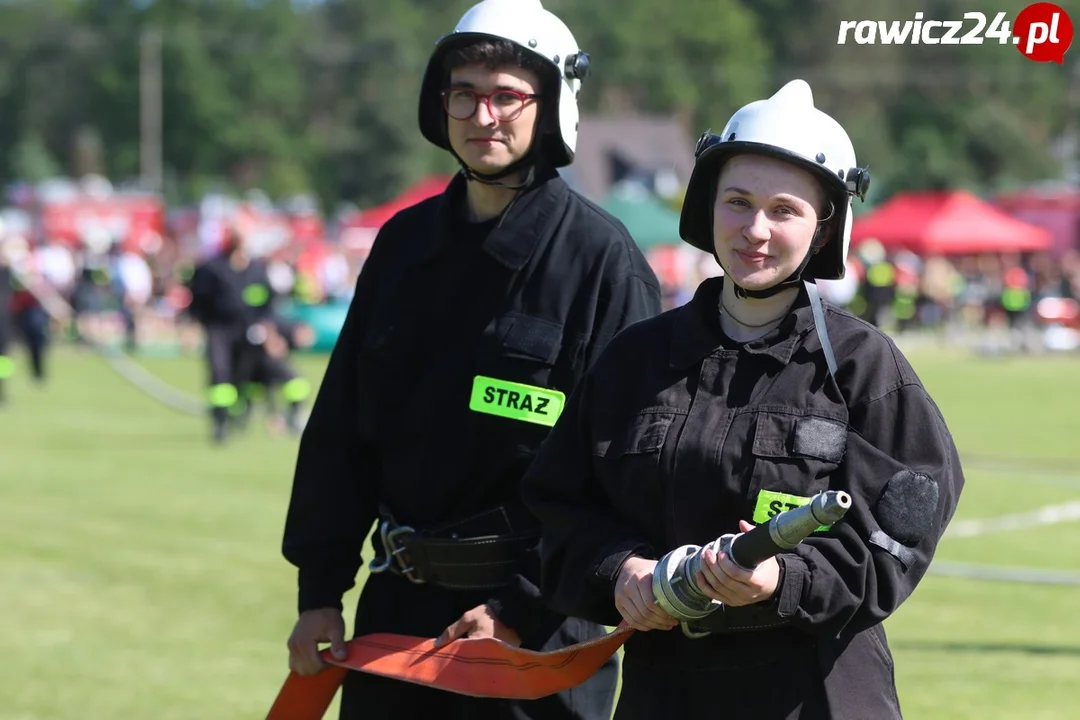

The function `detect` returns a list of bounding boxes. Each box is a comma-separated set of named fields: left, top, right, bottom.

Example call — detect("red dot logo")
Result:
left=1013, top=3, right=1073, bottom=63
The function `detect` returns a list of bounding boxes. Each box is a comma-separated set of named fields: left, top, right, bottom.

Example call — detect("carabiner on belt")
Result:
left=368, top=519, right=423, bottom=584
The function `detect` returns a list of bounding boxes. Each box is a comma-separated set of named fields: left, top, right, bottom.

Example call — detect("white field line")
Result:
left=945, top=500, right=1080, bottom=539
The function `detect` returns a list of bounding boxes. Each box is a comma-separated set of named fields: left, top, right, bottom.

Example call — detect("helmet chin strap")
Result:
left=730, top=248, right=815, bottom=299
left=458, top=159, right=536, bottom=191
left=452, top=140, right=541, bottom=192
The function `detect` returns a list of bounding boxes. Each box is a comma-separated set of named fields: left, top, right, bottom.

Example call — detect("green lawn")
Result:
left=1, top=345, right=1078, bottom=719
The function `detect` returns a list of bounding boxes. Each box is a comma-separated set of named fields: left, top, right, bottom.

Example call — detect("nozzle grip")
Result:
left=728, top=523, right=782, bottom=570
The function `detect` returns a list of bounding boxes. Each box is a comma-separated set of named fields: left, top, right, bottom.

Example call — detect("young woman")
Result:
left=522, top=79, right=965, bottom=719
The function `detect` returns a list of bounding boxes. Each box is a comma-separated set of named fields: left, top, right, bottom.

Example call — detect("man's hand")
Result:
left=434, top=604, right=521, bottom=648
left=696, top=520, right=780, bottom=607
left=614, top=556, right=679, bottom=632
left=263, top=323, right=289, bottom=357
left=286, top=608, right=347, bottom=676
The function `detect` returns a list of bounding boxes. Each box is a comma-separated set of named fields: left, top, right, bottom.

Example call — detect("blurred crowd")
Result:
left=0, top=221, right=365, bottom=354
left=3, top=178, right=1080, bottom=360
left=651, top=240, right=1080, bottom=348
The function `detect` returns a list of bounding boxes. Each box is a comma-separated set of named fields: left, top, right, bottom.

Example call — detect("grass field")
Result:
left=2, top=344, right=1079, bottom=719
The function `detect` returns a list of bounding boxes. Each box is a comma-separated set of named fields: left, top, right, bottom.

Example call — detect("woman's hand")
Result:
left=614, top=556, right=680, bottom=631
left=695, top=520, right=780, bottom=607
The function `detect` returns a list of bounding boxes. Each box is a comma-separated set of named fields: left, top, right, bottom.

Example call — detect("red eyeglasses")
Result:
left=441, top=88, right=541, bottom=122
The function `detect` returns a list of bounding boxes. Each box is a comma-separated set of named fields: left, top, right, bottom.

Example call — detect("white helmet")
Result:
left=679, top=79, right=870, bottom=281
left=418, top=0, right=591, bottom=169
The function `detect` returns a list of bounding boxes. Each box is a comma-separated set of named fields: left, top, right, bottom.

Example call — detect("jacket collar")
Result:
left=669, top=276, right=816, bottom=370
left=421, top=166, right=566, bottom=270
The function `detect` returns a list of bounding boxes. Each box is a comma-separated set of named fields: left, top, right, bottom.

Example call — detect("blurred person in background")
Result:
left=919, top=256, right=960, bottom=332
left=978, top=254, right=1005, bottom=328
left=955, top=255, right=988, bottom=328
left=280, top=1, right=661, bottom=718
left=104, top=240, right=154, bottom=353
left=232, top=311, right=314, bottom=438
left=1061, top=250, right=1080, bottom=299
left=856, top=239, right=895, bottom=328
left=267, top=253, right=296, bottom=301
left=318, top=249, right=353, bottom=303
left=521, top=79, right=965, bottom=720
left=69, top=254, right=100, bottom=345
left=35, top=236, right=77, bottom=300
left=0, top=233, right=14, bottom=405
left=187, top=226, right=310, bottom=444
left=891, top=252, right=922, bottom=333
left=1001, top=264, right=1033, bottom=329
left=5, top=238, right=51, bottom=385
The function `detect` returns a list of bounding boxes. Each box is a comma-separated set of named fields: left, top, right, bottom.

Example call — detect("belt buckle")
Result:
left=368, top=519, right=424, bottom=584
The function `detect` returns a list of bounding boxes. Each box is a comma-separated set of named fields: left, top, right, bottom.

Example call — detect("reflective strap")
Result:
left=242, top=283, right=270, bottom=307
left=866, top=262, right=895, bottom=287
left=1002, top=288, right=1032, bottom=312
left=282, top=377, right=311, bottom=402
left=207, top=383, right=239, bottom=408
left=805, top=280, right=838, bottom=377
left=0, top=355, right=13, bottom=379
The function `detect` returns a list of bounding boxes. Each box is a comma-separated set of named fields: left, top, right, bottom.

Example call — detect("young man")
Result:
left=280, top=1, right=662, bottom=718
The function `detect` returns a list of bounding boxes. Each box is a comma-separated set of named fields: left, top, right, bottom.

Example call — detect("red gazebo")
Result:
left=851, top=190, right=1053, bottom=255
left=337, top=175, right=454, bottom=253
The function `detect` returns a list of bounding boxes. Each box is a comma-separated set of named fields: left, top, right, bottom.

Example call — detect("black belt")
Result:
left=680, top=602, right=793, bottom=638
left=368, top=504, right=539, bottom=590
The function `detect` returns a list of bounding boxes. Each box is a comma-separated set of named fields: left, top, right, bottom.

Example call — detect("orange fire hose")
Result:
left=267, top=624, right=633, bottom=719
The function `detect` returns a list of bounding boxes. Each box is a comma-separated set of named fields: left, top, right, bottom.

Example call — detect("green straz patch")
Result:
left=753, top=490, right=830, bottom=532
left=469, top=376, right=565, bottom=427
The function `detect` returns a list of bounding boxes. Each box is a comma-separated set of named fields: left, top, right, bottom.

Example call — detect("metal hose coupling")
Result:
left=652, top=489, right=853, bottom=624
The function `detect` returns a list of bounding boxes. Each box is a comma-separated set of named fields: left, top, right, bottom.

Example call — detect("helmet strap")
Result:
left=731, top=252, right=812, bottom=299
left=456, top=152, right=538, bottom=190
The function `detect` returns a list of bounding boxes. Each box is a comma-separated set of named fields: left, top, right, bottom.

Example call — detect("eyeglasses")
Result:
left=441, top=88, right=540, bottom=122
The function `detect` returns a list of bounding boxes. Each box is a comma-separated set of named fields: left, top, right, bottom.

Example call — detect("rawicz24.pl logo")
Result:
left=837, top=3, right=1073, bottom=64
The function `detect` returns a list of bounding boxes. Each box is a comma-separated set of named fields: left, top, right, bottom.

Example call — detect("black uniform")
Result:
left=282, top=168, right=662, bottom=719
left=9, top=271, right=49, bottom=383
left=522, top=276, right=965, bottom=720
left=188, top=253, right=305, bottom=437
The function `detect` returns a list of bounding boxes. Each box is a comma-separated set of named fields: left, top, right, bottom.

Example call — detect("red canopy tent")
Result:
left=352, top=175, right=454, bottom=229
left=337, top=175, right=454, bottom=253
left=993, top=188, right=1080, bottom=257
left=851, top=190, right=1052, bottom=255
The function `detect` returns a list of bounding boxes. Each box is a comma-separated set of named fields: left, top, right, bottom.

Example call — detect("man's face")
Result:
left=445, top=63, right=542, bottom=175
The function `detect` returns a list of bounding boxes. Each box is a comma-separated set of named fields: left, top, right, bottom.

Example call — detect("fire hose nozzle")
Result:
left=652, top=490, right=852, bottom=626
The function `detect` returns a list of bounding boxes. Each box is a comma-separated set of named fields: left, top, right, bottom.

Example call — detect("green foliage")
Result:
left=0, top=0, right=1073, bottom=207
left=10, top=133, right=63, bottom=181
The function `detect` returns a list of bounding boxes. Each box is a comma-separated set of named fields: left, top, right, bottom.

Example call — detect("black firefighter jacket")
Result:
left=281, top=167, right=662, bottom=648
left=521, top=276, right=965, bottom=719
left=188, top=254, right=276, bottom=332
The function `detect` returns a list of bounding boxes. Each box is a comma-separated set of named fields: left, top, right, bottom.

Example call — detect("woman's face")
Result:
left=712, top=154, right=827, bottom=292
